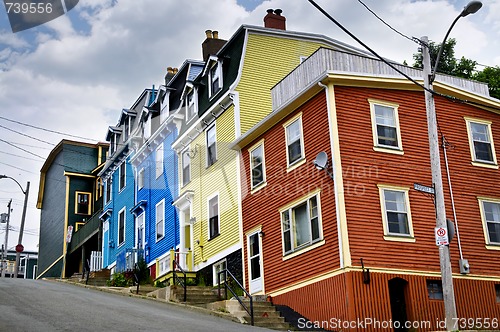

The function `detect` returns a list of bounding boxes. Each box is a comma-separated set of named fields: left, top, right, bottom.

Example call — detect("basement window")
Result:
left=496, top=284, right=500, bottom=303
left=426, top=280, right=443, bottom=300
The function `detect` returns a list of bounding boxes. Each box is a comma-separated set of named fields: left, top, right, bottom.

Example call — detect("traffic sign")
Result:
left=66, top=226, right=74, bottom=243
left=435, top=227, right=449, bottom=246
left=15, top=244, right=24, bottom=253
left=414, top=183, right=435, bottom=195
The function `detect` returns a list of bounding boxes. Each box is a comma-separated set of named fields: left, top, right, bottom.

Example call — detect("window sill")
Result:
left=282, top=239, right=325, bottom=261
left=383, top=235, right=415, bottom=243
left=471, top=161, right=499, bottom=170
left=287, top=158, right=306, bottom=173
left=206, top=161, right=218, bottom=170
left=156, top=236, right=164, bottom=243
left=485, top=244, right=500, bottom=250
left=373, top=146, right=404, bottom=155
left=181, top=181, right=191, bottom=189
left=208, top=233, right=220, bottom=241
left=251, top=181, right=267, bottom=194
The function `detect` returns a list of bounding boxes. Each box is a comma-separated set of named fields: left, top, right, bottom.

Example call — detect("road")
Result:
left=0, top=278, right=271, bottom=332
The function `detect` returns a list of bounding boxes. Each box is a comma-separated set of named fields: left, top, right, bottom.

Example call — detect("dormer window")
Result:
left=109, top=135, right=115, bottom=155
left=123, top=117, right=129, bottom=142
left=186, top=90, right=197, bottom=122
left=209, top=61, right=222, bottom=97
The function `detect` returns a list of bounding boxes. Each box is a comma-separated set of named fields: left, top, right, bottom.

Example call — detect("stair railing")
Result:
left=84, top=259, right=90, bottom=285
left=172, top=259, right=187, bottom=302
left=217, top=269, right=254, bottom=326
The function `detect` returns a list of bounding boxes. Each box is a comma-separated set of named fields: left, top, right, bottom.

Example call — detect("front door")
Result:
left=248, top=231, right=263, bottom=294
left=388, top=278, right=408, bottom=332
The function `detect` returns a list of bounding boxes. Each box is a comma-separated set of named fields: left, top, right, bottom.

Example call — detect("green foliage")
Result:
left=155, top=280, right=167, bottom=288
left=133, top=258, right=151, bottom=285
left=107, top=272, right=133, bottom=287
left=474, top=66, right=500, bottom=100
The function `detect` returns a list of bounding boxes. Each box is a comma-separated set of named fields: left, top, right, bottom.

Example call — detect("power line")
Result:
left=0, top=124, right=55, bottom=146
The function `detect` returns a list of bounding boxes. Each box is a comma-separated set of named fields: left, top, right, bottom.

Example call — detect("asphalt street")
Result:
left=0, top=278, right=271, bottom=332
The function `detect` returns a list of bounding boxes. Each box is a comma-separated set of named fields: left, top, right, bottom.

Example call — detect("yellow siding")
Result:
left=181, top=106, right=240, bottom=267
left=237, top=34, right=326, bottom=134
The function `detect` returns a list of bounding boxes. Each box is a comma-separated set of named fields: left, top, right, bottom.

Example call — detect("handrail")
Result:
left=84, top=259, right=90, bottom=285
left=172, top=259, right=187, bottom=302
left=217, top=269, right=253, bottom=326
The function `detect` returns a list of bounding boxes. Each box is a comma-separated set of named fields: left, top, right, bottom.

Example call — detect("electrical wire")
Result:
left=0, top=124, right=55, bottom=146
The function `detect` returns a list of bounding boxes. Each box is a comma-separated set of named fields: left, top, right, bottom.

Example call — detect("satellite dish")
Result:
left=314, top=151, right=328, bottom=170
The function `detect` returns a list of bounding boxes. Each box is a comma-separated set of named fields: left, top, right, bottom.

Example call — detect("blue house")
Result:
left=99, top=89, right=156, bottom=272
left=130, top=61, right=204, bottom=281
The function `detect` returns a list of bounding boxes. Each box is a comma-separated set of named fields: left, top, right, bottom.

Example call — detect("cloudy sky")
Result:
left=0, top=0, right=498, bottom=253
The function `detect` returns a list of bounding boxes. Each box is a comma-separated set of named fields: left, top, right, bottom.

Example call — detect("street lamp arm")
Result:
left=0, top=175, right=27, bottom=195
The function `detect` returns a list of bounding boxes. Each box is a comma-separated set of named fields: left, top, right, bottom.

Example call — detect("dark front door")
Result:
left=388, top=278, right=408, bottom=332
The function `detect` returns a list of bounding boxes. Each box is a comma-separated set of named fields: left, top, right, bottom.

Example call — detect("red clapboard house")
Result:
left=230, top=48, right=500, bottom=331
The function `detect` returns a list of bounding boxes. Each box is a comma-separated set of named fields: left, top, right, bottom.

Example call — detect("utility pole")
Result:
left=2, top=199, right=12, bottom=278
left=422, top=35, right=457, bottom=330
left=14, top=181, right=29, bottom=278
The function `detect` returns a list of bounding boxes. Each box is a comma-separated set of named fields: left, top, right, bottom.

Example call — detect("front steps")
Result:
left=170, top=286, right=220, bottom=305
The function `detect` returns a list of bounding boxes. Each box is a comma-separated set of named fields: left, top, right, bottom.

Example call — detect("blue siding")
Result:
left=136, top=130, right=179, bottom=267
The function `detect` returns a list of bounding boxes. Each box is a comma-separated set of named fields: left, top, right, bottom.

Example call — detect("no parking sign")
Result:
left=435, top=227, right=449, bottom=246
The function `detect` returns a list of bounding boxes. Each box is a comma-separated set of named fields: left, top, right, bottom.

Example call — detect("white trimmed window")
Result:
left=182, top=149, right=191, bottom=187
left=119, top=162, right=126, bottom=191
left=206, top=124, right=217, bottom=167
left=250, top=142, right=265, bottom=189
left=156, top=143, right=164, bottom=178
left=186, top=90, right=197, bottom=122
left=208, top=194, right=219, bottom=239
left=105, top=178, right=111, bottom=204
left=118, top=208, right=126, bottom=246
left=209, top=61, right=222, bottom=97
left=284, top=115, right=304, bottom=167
left=478, top=198, right=500, bottom=246
left=281, top=193, right=322, bottom=255
left=156, top=199, right=165, bottom=241
left=75, top=192, right=91, bottom=215
left=465, top=118, right=497, bottom=167
left=378, top=185, right=414, bottom=241
left=213, top=259, right=227, bottom=285
left=138, top=168, right=145, bottom=190
left=369, top=100, right=403, bottom=154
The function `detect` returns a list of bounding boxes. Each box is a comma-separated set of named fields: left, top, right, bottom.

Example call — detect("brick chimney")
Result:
left=202, top=30, right=227, bottom=61
left=264, top=9, right=286, bottom=30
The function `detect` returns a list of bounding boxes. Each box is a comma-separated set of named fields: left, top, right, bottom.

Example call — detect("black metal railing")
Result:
left=83, top=258, right=90, bottom=285
left=172, top=259, right=187, bottom=302
left=218, top=269, right=253, bottom=326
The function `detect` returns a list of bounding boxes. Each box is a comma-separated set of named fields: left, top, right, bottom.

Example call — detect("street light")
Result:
left=0, top=175, right=30, bottom=279
left=421, top=1, right=482, bottom=329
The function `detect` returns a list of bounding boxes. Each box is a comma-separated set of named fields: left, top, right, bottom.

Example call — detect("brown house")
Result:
left=231, top=48, right=500, bottom=331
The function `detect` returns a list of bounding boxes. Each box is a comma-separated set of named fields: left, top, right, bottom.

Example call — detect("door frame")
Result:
left=247, top=229, right=264, bottom=294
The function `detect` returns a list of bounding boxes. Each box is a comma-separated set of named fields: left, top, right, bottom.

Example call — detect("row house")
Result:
left=231, top=47, right=500, bottom=330
left=170, top=10, right=371, bottom=287
left=37, top=140, right=108, bottom=279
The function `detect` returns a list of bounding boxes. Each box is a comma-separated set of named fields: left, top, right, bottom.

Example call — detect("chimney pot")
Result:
left=212, top=31, right=219, bottom=39
left=267, top=8, right=274, bottom=14
left=274, top=9, right=282, bottom=16
left=205, top=29, right=213, bottom=38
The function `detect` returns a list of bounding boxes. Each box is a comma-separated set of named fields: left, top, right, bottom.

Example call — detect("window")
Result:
left=281, top=194, right=322, bottom=255
left=156, top=143, right=164, bottom=178
left=186, top=90, right=196, bottom=122
left=369, top=100, right=403, bottom=153
left=208, top=194, right=219, bottom=239
left=75, top=192, right=91, bottom=215
left=123, top=117, right=129, bottom=142
left=119, top=162, right=126, bottom=191
left=496, top=284, right=500, bottom=303
left=182, top=149, right=191, bottom=186
left=213, top=259, right=227, bottom=285
left=209, top=62, right=222, bottom=97
left=427, top=280, right=443, bottom=300
left=105, top=178, right=111, bottom=204
left=206, top=124, right=217, bottom=167
left=156, top=200, right=165, bottom=241
left=109, top=134, right=115, bottom=155
left=479, top=198, right=500, bottom=245
left=118, top=208, right=125, bottom=246
left=250, top=143, right=265, bottom=189
left=285, top=116, right=304, bottom=167
left=465, top=118, right=497, bottom=166
left=138, top=168, right=145, bottom=190
left=378, top=185, right=414, bottom=241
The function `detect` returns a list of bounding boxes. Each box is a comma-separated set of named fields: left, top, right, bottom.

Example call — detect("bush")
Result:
left=107, top=272, right=133, bottom=287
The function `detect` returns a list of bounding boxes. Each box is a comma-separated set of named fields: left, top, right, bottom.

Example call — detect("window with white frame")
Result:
left=281, top=194, right=322, bottom=255
left=285, top=116, right=304, bottom=167
left=119, top=162, right=126, bottom=191
left=105, top=178, right=111, bottom=204
left=208, top=194, right=219, bottom=239
left=213, top=259, right=227, bottom=285
left=209, top=61, right=222, bottom=97
left=370, top=100, right=403, bottom=152
left=379, top=185, right=414, bottom=239
left=250, top=143, right=265, bottom=189
left=109, top=135, right=115, bottom=155
left=156, top=143, right=164, bottom=178
left=75, top=192, right=91, bottom=215
left=138, top=168, right=145, bottom=190
left=186, top=90, right=196, bottom=122
left=206, top=124, right=217, bottom=167
left=479, top=198, right=500, bottom=245
left=123, top=117, right=129, bottom=142
left=118, top=208, right=125, bottom=246
left=465, top=118, right=497, bottom=165
left=182, top=149, right=191, bottom=187
left=156, top=200, right=165, bottom=241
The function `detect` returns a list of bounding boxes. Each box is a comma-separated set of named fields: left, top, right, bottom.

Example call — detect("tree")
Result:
left=474, top=66, right=500, bottom=100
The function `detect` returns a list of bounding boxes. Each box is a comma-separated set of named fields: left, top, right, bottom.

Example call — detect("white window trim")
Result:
left=283, top=113, right=306, bottom=171
left=119, top=162, right=126, bottom=192
left=118, top=207, right=126, bottom=247
left=207, top=192, right=220, bottom=240
left=186, top=89, right=198, bottom=123
left=155, top=199, right=165, bottom=242
left=213, top=258, right=227, bottom=286
left=105, top=178, right=112, bottom=204
left=135, top=212, right=145, bottom=250
left=249, top=139, right=267, bottom=193
left=206, top=123, right=217, bottom=168
left=181, top=147, right=191, bottom=188
left=478, top=197, right=500, bottom=249
left=378, top=184, right=415, bottom=242
left=138, top=168, right=145, bottom=190
left=369, top=99, right=404, bottom=155
left=156, top=143, right=164, bottom=179
left=208, top=60, right=223, bottom=98
left=75, top=191, right=92, bottom=215
left=465, top=117, right=498, bottom=169
left=279, top=189, right=323, bottom=257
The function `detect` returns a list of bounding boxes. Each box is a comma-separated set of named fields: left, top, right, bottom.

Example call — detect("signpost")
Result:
left=435, top=227, right=449, bottom=246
